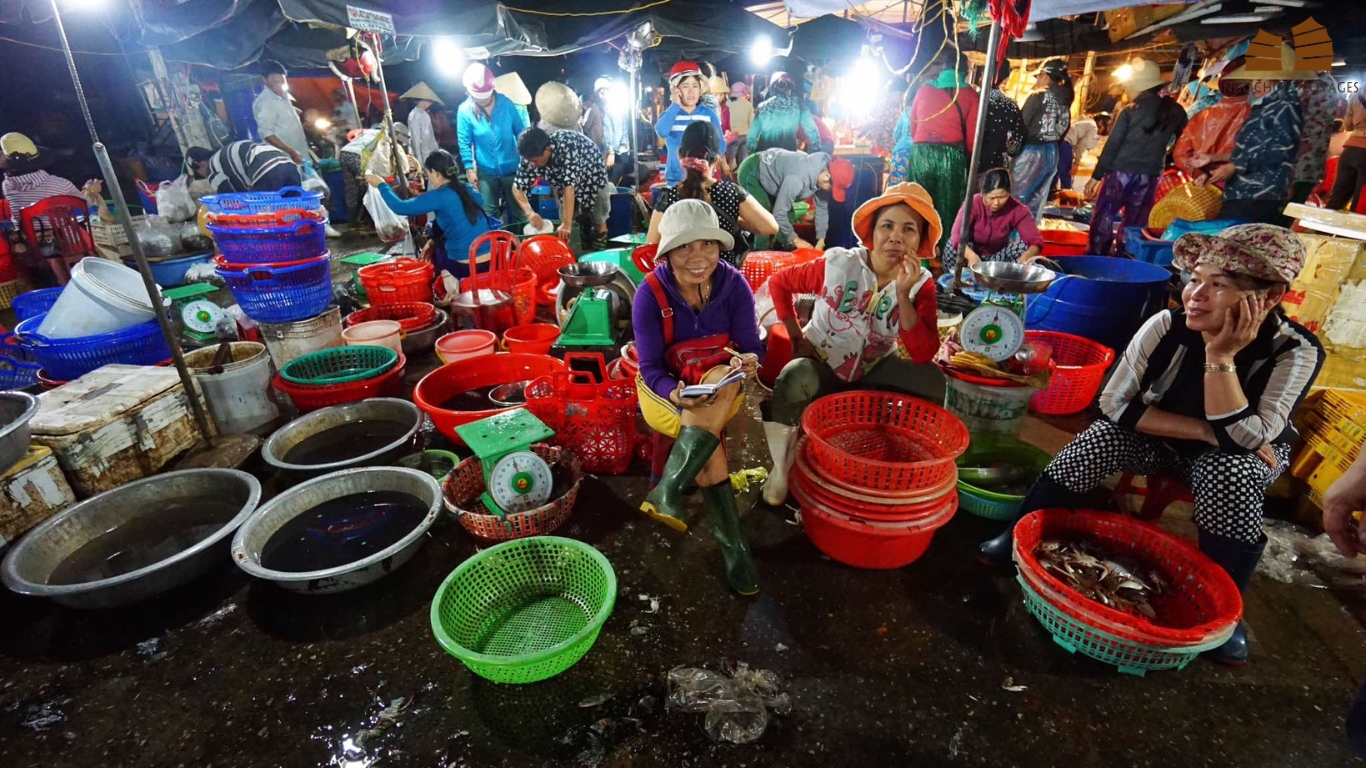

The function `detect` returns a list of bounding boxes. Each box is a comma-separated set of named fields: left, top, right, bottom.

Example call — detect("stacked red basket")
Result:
left=789, top=391, right=970, bottom=568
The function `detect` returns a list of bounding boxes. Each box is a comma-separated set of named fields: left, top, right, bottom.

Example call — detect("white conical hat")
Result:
left=400, top=81, right=444, bottom=105
left=495, top=72, right=532, bottom=105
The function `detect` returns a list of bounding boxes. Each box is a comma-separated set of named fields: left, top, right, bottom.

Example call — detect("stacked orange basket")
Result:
left=788, top=391, right=969, bottom=568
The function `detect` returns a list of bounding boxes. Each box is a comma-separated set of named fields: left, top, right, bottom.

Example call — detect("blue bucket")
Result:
left=607, top=187, right=634, bottom=238
left=1026, top=257, right=1172, bottom=353
left=124, top=251, right=214, bottom=288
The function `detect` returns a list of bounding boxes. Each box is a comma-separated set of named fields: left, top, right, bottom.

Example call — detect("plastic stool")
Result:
left=1114, top=473, right=1194, bottom=521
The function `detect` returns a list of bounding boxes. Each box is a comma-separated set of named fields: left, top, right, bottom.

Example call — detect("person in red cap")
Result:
left=737, top=147, right=854, bottom=250
left=654, top=60, right=726, bottom=186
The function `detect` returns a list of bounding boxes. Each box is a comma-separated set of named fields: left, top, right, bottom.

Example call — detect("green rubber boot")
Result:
left=639, top=426, right=720, bottom=533
left=702, top=482, right=760, bottom=596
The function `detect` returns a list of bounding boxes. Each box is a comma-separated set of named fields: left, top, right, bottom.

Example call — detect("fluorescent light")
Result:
left=314, top=118, right=331, bottom=130
left=1202, top=12, right=1277, bottom=22
left=1114, top=63, right=1133, bottom=82
left=431, top=38, right=464, bottom=75
left=1332, top=59, right=1347, bottom=67
left=839, top=56, right=884, bottom=119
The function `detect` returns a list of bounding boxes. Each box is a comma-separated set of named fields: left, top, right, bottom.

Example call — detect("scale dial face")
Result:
left=487, top=451, right=554, bottom=513
left=960, top=305, right=1026, bottom=362
left=181, top=299, right=226, bottom=334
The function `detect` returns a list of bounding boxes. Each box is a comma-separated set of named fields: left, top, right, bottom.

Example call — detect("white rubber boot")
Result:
left=761, top=422, right=799, bottom=506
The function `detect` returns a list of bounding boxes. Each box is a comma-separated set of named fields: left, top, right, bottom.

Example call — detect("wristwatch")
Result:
left=1203, top=362, right=1236, bottom=374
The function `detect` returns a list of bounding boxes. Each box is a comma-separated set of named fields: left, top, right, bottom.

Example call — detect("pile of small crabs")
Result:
left=1035, top=538, right=1170, bottom=622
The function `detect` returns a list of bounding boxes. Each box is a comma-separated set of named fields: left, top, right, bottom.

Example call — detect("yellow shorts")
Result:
left=635, top=368, right=747, bottom=438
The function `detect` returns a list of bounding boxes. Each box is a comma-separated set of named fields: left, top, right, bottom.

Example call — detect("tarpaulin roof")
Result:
left=502, top=0, right=786, bottom=57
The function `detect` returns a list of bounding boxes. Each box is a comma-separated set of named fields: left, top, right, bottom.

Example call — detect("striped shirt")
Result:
left=3, top=170, right=82, bottom=221
left=207, top=141, right=295, bottom=193
left=653, top=102, right=726, bottom=184
left=1099, top=308, right=1323, bottom=453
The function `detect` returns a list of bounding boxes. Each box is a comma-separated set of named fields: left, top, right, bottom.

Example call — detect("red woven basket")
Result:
left=801, top=391, right=970, bottom=495
left=344, top=302, right=437, bottom=333
left=442, top=444, right=582, bottom=541
left=524, top=353, right=637, bottom=475
left=358, top=260, right=435, bottom=305
left=1012, top=509, right=1243, bottom=647
left=272, top=354, right=406, bottom=412
left=792, top=475, right=957, bottom=569
left=740, top=251, right=798, bottom=292
left=792, top=438, right=958, bottom=519
left=516, top=235, right=576, bottom=306
left=1026, top=331, right=1115, bottom=416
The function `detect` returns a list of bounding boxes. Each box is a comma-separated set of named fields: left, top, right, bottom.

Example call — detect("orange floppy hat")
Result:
left=851, top=182, right=941, bottom=260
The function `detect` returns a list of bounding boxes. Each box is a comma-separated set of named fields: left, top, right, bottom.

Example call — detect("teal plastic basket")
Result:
left=1016, top=575, right=1227, bottom=676
left=956, top=436, right=1052, bottom=520
left=958, top=485, right=1022, bottom=520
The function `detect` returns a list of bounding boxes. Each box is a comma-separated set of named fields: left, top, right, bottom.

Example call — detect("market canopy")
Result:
left=502, top=0, right=787, bottom=58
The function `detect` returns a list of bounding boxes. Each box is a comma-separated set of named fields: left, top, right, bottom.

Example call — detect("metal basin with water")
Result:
left=0, top=391, right=39, bottom=474
left=0, top=469, right=262, bottom=609
left=262, top=398, right=421, bottom=482
left=231, top=467, right=442, bottom=594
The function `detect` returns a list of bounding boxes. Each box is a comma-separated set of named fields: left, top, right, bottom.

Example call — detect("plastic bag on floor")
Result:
left=363, top=185, right=408, bottom=243
left=667, top=663, right=790, bottom=744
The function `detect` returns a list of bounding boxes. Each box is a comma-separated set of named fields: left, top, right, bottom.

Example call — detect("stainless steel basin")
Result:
left=0, top=469, right=261, bottom=609
left=261, top=398, right=421, bottom=482
left=0, top=391, right=39, bottom=475
left=231, top=466, right=442, bottom=594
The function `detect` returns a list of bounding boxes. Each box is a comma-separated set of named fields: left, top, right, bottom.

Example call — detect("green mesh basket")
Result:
left=1017, top=575, right=1227, bottom=676
left=430, top=536, right=616, bottom=684
left=279, top=345, right=398, bottom=386
left=956, top=436, right=1053, bottom=520
left=958, top=484, right=1023, bottom=520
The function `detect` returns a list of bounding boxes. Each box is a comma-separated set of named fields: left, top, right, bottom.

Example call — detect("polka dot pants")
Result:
left=1043, top=419, right=1292, bottom=543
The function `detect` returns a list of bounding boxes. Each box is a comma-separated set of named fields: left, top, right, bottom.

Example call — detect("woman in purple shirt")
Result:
left=945, top=167, right=1045, bottom=275
left=632, top=199, right=763, bottom=595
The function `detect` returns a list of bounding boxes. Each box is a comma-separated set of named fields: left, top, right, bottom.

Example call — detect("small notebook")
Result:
left=680, top=368, right=747, bottom=399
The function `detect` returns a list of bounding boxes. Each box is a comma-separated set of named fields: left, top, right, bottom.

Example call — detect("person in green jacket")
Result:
left=747, top=72, right=821, bottom=155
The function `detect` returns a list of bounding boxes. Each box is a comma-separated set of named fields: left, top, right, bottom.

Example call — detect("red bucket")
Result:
left=502, top=323, right=560, bottom=355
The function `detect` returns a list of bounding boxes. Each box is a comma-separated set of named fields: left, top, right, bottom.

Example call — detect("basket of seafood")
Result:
left=1012, top=510, right=1243, bottom=675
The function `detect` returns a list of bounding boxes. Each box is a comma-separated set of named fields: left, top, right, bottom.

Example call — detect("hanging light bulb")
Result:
left=431, top=38, right=464, bottom=76
left=751, top=36, right=775, bottom=66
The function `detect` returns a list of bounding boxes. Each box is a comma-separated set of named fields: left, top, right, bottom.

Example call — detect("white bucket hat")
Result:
left=656, top=199, right=734, bottom=260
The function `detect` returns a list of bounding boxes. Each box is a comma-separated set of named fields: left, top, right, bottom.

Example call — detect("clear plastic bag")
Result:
left=155, top=175, right=196, bottom=223
left=667, top=663, right=790, bottom=744
left=301, top=161, right=329, bottom=197
left=179, top=220, right=212, bottom=252
left=363, top=185, right=408, bottom=243
left=135, top=215, right=180, bottom=259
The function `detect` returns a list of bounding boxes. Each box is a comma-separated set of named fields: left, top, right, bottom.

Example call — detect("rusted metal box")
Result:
left=30, top=365, right=215, bottom=498
left=0, top=445, right=76, bottom=546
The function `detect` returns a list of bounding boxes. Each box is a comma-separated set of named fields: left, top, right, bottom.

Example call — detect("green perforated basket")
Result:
left=430, top=536, right=616, bottom=684
left=279, top=345, right=398, bottom=386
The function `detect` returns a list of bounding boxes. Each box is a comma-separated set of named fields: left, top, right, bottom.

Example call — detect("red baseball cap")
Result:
left=828, top=157, right=855, bottom=203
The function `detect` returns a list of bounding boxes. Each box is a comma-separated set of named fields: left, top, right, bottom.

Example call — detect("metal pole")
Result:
left=368, top=33, right=410, bottom=193
left=628, top=64, right=638, bottom=234
left=951, top=18, right=1002, bottom=292
left=1076, top=50, right=1097, bottom=119
left=48, top=1, right=215, bottom=445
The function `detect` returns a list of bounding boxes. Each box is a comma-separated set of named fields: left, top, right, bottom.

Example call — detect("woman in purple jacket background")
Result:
left=632, top=199, right=764, bottom=595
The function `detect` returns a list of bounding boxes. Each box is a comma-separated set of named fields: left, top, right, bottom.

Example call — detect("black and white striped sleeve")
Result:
left=1208, top=318, right=1324, bottom=452
left=1099, top=310, right=1173, bottom=428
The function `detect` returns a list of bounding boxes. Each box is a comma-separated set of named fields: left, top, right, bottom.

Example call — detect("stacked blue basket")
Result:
left=14, top=314, right=172, bottom=382
left=206, top=188, right=333, bottom=323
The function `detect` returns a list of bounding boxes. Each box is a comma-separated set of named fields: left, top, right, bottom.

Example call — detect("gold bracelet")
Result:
left=1203, top=362, right=1236, bottom=374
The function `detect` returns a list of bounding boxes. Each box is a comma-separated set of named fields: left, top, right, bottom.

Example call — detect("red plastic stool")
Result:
left=1114, top=473, right=1194, bottom=521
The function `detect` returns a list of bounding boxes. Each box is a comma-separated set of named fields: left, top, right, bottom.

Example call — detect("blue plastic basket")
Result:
left=1123, top=227, right=1175, bottom=267
left=215, top=253, right=334, bottom=323
left=208, top=219, right=328, bottom=263
left=1017, top=575, right=1227, bottom=676
left=12, top=287, right=63, bottom=322
left=14, top=314, right=172, bottom=382
left=0, top=356, right=41, bottom=390
left=199, top=186, right=324, bottom=216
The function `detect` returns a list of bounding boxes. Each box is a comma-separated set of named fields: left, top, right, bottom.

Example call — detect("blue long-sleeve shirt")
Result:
left=377, top=182, right=490, bottom=275
left=457, top=94, right=527, bottom=179
left=653, top=102, right=726, bottom=184
left=602, top=107, right=629, bottom=156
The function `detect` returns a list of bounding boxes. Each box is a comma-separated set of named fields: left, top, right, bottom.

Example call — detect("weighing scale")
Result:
left=959, top=262, right=1058, bottom=361
left=163, top=283, right=226, bottom=345
left=553, top=262, right=633, bottom=355
left=453, top=408, right=557, bottom=517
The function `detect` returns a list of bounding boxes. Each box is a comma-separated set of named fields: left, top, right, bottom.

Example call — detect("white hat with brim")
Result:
left=1123, top=59, right=1167, bottom=93
left=401, top=81, right=445, bottom=105
left=656, top=199, right=735, bottom=260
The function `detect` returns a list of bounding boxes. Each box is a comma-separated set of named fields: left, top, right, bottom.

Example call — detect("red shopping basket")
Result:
left=1026, top=331, right=1114, bottom=415
left=525, top=352, right=638, bottom=475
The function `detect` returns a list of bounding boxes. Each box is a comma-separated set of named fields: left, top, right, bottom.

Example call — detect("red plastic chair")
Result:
left=462, top=230, right=520, bottom=331
left=19, top=195, right=94, bottom=285
left=1114, top=473, right=1194, bottom=521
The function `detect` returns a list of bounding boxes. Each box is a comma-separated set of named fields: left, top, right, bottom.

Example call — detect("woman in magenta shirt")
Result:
left=945, top=167, right=1044, bottom=274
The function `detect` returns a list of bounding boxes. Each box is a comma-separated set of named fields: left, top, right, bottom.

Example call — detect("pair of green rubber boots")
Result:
left=639, top=426, right=759, bottom=595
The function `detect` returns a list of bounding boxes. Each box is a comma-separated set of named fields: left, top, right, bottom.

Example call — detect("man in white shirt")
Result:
left=252, top=60, right=309, bottom=166
left=401, top=82, right=442, bottom=166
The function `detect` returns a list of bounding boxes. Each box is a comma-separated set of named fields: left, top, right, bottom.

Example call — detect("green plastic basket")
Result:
left=1017, top=575, right=1226, bottom=676
left=430, top=536, right=616, bottom=684
left=956, top=437, right=1053, bottom=520
left=279, top=345, right=398, bottom=386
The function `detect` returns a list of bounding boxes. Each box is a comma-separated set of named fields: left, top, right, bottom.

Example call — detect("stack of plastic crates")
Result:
left=205, top=188, right=333, bottom=323
left=1292, top=390, right=1365, bottom=506
left=0, top=332, right=41, bottom=390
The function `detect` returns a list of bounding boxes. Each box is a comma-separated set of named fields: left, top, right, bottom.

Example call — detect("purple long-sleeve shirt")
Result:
left=631, top=261, right=763, bottom=400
